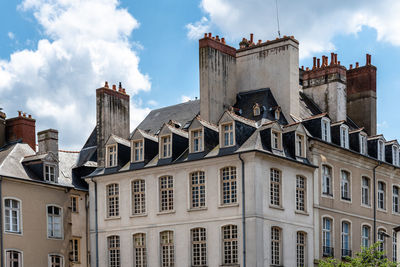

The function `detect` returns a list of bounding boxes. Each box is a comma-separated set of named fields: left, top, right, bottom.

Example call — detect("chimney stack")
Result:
left=5, top=111, right=36, bottom=150
left=0, top=111, right=6, bottom=148
left=37, top=129, right=59, bottom=158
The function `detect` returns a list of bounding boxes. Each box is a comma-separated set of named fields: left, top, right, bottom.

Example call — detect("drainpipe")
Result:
left=238, top=153, right=246, bottom=267
left=0, top=177, right=3, bottom=267
left=90, top=177, right=99, bottom=267
left=373, top=162, right=381, bottom=243
left=85, top=193, right=89, bottom=266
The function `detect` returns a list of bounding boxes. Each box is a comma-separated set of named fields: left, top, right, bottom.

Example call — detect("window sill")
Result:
left=220, top=264, right=240, bottom=267
left=157, top=210, right=176, bottom=215
left=340, top=198, right=352, bottom=203
left=377, top=208, right=387, bottom=213
left=130, top=213, right=148, bottom=218
left=269, top=205, right=284, bottom=211
left=392, top=212, right=400, bottom=216
left=104, top=216, right=121, bottom=221
left=218, top=203, right=239, bottom=209
left=321, top=194, right=334, bottom=199
left=131, top=160, right=144, bottom=163
left=188, top=207, right=208, bottom=212
left=361, top=204, right=371, bottom=209
left=295, top=210, right=309, bottom=216
left=47, top=236, right=63, bottom=240
left=4, top=231, right=22, bottom=236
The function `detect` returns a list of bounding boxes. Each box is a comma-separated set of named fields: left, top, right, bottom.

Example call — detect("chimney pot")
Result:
left=23, top=112, right=26, bottom=117
left=335, top=54, right=338, bottom=64
left=216, top=35, right=220, bottom=41
left=250, top=33, right=254, bottom=44
left=350, top=64, right=353, bottom=69
left=317, top=58, right=320, bottom=68
left=18, top=111, right=22, bottom=117
left=258, top=39, right=262, bottom=44
left=105, top=81, right=109, bottom=88
left=313, top=57, right=316, bottom=69
left=112, top=84, right=116, bottom=91
left=330, top=53, right=334, bottom=65
left=204, top=33, right=207, bottom=38
left=208, top=33, right=212, bottom=38
left=301, top=66, right=304, bottom=70
left=28, top=114, right=32, bottom=119
left=221, top=37, right=225, bottom=44
left=338, top=61, right=341, bottom=65
left=306, top=67, right=309, bottom=71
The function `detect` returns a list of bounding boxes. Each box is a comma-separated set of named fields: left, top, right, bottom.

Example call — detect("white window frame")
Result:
left=321, top=118, right=331, bottom=142
left=132, top=139, right=144, bottom=162
left=295, top=133, right=306, bottom=157
left=106, top=144, right=118, bottom=167
left=131, top=179, right=146, bottom=215
left=108, top=235, right=120, bottom=267
left=271, top=130, right=282, bottom=150
left=71, top=195, right=79, bottom=213
left=220, top=167, right=237, bottom=205
left=322, top=216, right=334, bottom=257
left=46, top=205, right=63, bottom=239
left=191, top=227, right=207, bottom=266
left=159, top=176, right=174, bottom=212
left=160, top=135, right=172, bottom=159
left=271, top=226, right=282, bottom=265
left=160, top=231, right=174, bottom=267
left=296, top=176, right=306, bottom=212
left=48, top=254, right=64, bottom=267
left=270, top=168, right=282, bottom=207
left=361, top=224, right=371, bottom=248
left=360, top=134, right=367, bottom=155
left=378, top=181, right=386, bottom=211
left=340, top=125, right=349, bottom=149
left=44, top=163, right=57, bottom=183
left=190, top=171, right=206, bottom=209
left=4, top=198, right=22, bottom=234
left=377, top=228, right=387, bottom=253
left=221, top=122, right=235, bottom=148
left=296, top=232, right=307, bottom=267
left=221, top=225, right=238, bottom=265
left=190, top=128, right=203, bottom=153
left=322, top=165, right=333, bottom=196
left=253, top=104, right=261, bottom=116
left=393, top=231, right=397, bottom=262
left=340, top=170, right=351, bottom=201
left=393, top=145, right=399, bottom=166
left=5, top=249, right=23, bottom=267
left=70, top=237, right=80, bottom=263
left=341, top=221, right=351, bottom=257
left=361, top=176, right=371, bottom=207
left=378, top=139, right=385, bottom=161
left=393, top=185, right=400, bottom=214
left=106, top=183, right=120, bottom=218
left=133, top=233, right=147, bottom=267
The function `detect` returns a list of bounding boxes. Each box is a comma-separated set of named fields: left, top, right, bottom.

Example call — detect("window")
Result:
left=296, top=176, right=306, bottom=212
left=160, top=231, right=174, bottom=267
left=362, top=177, right=370, bottom=206
left=274, top=109, right=281, bottom=120
left=378, top=140, right=385, bottom=161
left=191, top=228, right=207, bottom=266
left=321, top=118, right=331, bottom=142
left=377, top=229, right=386, bottom=253
left=393, top=146, right=399, bottom=166
left=161, top=135, right=172, bottom=158
left=222, top=225, right=238, bottom=265
left=4, top=198, right=21, bottom=233
left=191, top=129, right=203, bottom=153
left=393, top=186, right=399, bottom=214
left=296, top=232, right=306, bottom=267
left=271, top=227, right=281, bottom=265
left=108, top=235, right=120, bottom=267
left=322, top=165, right=332, bottom=196
left=323, top=217, right=333, bottom=257
left=341, top=170, right=351, bottom=201
left=132, top=140, right=144, bottom=162
left=6, top=250, right=22, bottom=267
left=49, top=254, right=64, bottom=267
left=45, top=164, right=57, bottom=182
left=190, top=171, right=206, bottom=209
left=360, top=134, right=367, bottom=155
left=222, top=123, right=234, bottom=147
left=341, top=221, right=351, bottom=257
left=107, top=145, right=117, bottom=167
left=47, top=205, right=62, bottom=238
left=159, top=176, right=174, bottom=211
left=253, top=104, right=260, bottom=116
left=296, top=133, right=305, bottom=157
left=378, top=182, right=386, bottom=210
left=221, top=167, right=237, bottom=205
left=132, top=180, right=146, bottom=215
left=271, top=130, right=282, bottom=150
left=71, top=196, right=79, bottom=213
left=70, top=238, right=80, bottom=263
left=393, top=231, right=397, bottom=262
left=361, top=225, right=370, bottom=248
left=270, top=169, right=281, bottom=207
left=107, top=184, right=119, bottom=217
left=133, top=233, right=147, bottom=267
left=340, top=125, right=349, bottom=149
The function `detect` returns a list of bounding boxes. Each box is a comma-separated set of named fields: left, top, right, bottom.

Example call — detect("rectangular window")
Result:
left=47, top=206, right=62, bottom=238
left=160, top=231, right=174, bottom=267
left=71, top=196, right=79, bottom=213
left=70, top=238, right=80, bottom=263
left=272, top=131, right=281, bottom=150
left=132, top=180, right=146, bottom=215
left=270, top=169, right=281, bottom=206
left=221, top=167, right=237, bottom=205
left=296, top=133, right=305, bottom=157
left=107, top=184, right=119, bottom=217
left=321, top=119, right=331, bottom=142
left=378, top=140, right=385, bottom=161
left=133, top=233, right=147, bottom=267
left=190, top=171, right=206, bottom=208
left=361, top=225, right=370, bottom=248
left=341, top=171, right=351, bottom=201
left=222, top=225, right=238, bottom=264
left=393, top=231, right=397, bottom=262
left=393, top=186, right=399, bottom=214
left=4, top=199, right=21, bottom=233
left=322, top=165, right=332, bottom=196
left=296, top=176, right=306, bottom=211
left=362, top=177, right=370, bottom=206
left=191, top=228, right=207, bottom=266
left=133, top=140, right=144, bottom=162
left=191, top=129, right=203, bottom=153
left=271, top=227, right=281, bottom=265
left=378, top=182, right=386, bottom=210
left=393, top=146, right=399, bottom=166
left=340, top=126, right=349, bottom=149
left=297, top=232, right=306, bottom=267
left=107, top=145, right=117, bottom=167
left=49, top=254, right=64, bottom=267
left=161, top=136, right=172, bottom=158
left=45, top=164, right=56, bottom=182
left=6, top=250, right=22, bottom=267
left=323, top=218, right=333, bottom=257
left=108, top=236, right=120, bottom=267
left=360, top=135, right=367, bottom=155
left=341, top=222, right=351, bottom=257
left=159, top=176, right=174, bottom=211
left=222, top=123, right=234, bottom=147
left=378, top=230, right=386, bottom=252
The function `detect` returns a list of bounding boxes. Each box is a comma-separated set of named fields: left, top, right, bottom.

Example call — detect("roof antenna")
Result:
left=275, top=0, right=281, bottom=38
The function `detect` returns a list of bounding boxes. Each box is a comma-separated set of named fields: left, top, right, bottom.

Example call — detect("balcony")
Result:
left=323, top=246, right=334, bottom=257
left=341, top=249, right=352, bottom=258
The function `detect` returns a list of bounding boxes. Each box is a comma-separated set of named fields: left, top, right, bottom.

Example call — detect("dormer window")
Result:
left=274, top=109, right=281, bottom=120
left=393, top=146, right=399, bottom=166
left=271, top=130, right=282, bottom=150
left=191, top=129, right=203, bottom=153
left=222, top=123, right=234, bottom=147
left=107, top=144, right=117, bottom=167
left=378, top=139, right=385, bottom=161
left=44, top=164, right=57, bottom=183
left=340, top=125, right=349, bottom=149
left=132, top=140, right=144, bottom=162
left=360, top=134, right=367, bottom=155
left=160, top=135, right=172, bottom=158
left=321, top=118, right=331, bottom=142
left=253, top=104, right=260, bottom=116
left=295, top=133, right=305, bottom=157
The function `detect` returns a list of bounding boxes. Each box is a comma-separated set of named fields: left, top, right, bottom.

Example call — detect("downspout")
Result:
left=373, top=162, right=381, bottom=243
left=0, top=177, right=3, bottom=267
left=90, top=177, right=99, bottom=267
left=238, top=153, right=246, bottom=267
left=85, top=193, right=89, bottom=266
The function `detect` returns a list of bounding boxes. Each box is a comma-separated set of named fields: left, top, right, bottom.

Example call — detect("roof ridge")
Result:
left=149, top=99, right=200, bottom=113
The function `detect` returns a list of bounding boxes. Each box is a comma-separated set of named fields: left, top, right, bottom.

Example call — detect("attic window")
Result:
left=321, top=118, right=331, bottom=142
left=295, top=133, right=305, bottom=157
left=340, top=125, right=349, bottom=149
left=359, top=134, right=367, bottom=155
left=378, top=139, right=385, bottom=161
left=132, top=140, right=144, bottom=162
left=274, top=109, right=281, bottom=120
left=44, top=164, right=57, bottom=183
left=393, top=145, right=399, bottom=166
left=271, top=130, right=282, bottom=150
left=191, top=129, right=203, bottom=153
left=253, top=104, right=261, bottom=116
left=106, top=144, right=117, bottom=167
left=222, top=122, right=234, bottom=147
left=160, top=135, right=172, bottom=158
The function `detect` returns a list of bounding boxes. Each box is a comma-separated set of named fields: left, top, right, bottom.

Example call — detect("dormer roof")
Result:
left=105, top=134, right=130, bottom=147
left=131, top=129, right=158, bottom=142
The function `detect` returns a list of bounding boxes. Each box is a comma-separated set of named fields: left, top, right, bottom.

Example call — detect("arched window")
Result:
left=4, top=198, right=21, bottom=233
left=106, top=183, right=119, bottom=217
left=341, top=170, right=351, bottom=201
left=253, top=103, right=261, bottom=116
left=322, top=217, right=333, bottom=257
left=361, top=225, right=370, bottom=248
left=221, top=167, right=237, bottom=205
left=190, top=171, right=206, bottom=208
left=48, top=254, right=64, bottom=267
left=222, top=225, right=238, bottom=265
left=133, top=233, right=147, bottom=267
left=47, top=205, right=62, bottom=238
left=132, top=180, right=146, bottom=215
left=271, top=227, right=282, bottom=265
left=6, top=250, right=22, bottom=267
left=108, top=235, right=120, bottom=267
left=191, top=228, right=207, bottom=266
left=296, top=232, right=307, bottom=267
left=341, top=221, right=351, bottom=257
left=322, top=165, right=332, bottom=196
left=377, top=229, right=387, bottom=253
left=160, top=231, right=174, bottom=267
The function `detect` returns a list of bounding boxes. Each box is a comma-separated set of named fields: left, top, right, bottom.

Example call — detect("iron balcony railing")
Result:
left=323, top=246, right=334, bottom=257
left=341, top=249, right=352, bottom=258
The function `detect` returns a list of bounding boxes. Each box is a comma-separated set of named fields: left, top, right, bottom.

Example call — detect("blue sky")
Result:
left=0, top=0, right=399, bottom=149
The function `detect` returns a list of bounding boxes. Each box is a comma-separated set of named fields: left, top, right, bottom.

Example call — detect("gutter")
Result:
left=238, top=153, right=246, bottom=267
left=0, top=177, right=3, bottom=267
left=373, top=162, right=381, bottom=243
left=90, top=177, right=99, bottom=267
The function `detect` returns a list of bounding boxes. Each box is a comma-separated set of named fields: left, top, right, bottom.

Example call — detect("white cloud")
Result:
left=147, top=100, right=158, bottom=107
left=189, top=0, right=400, bottom=58
left=8, top=32, right=15, bottom=40
left=0, top=0, right=151, bottom=150
left=181, top=95, right=191, bottom=102
left=186, top=17, right=210, bottom=40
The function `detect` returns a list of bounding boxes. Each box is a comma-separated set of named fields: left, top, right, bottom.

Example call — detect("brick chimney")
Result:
left=37, top=129, right=59, bottom=158
left=0, top=111, right=6, bottom=148
left=5, top=111, right=36, bottom=150
left=346, top=54, right=377, bottom=136
left=199, top=33, right=237, bottom=124
left=96, top=81, right=130, bottom=167
left=302, top=53, right=347, bottom=122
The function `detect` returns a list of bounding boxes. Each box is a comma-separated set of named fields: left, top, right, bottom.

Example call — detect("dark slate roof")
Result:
left=299, top=92, right=322, bottom=118
left=136, top=100, right=200, bottom=134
